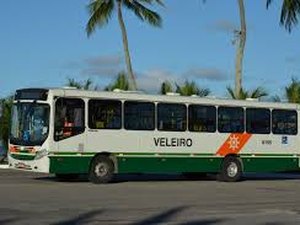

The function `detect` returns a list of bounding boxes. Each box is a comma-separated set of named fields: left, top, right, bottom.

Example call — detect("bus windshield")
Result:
left=10, top=103, right=50, bottom=146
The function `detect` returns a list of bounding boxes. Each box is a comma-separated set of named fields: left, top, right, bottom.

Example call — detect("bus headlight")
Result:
left=35, top=149, right=48, bottom=160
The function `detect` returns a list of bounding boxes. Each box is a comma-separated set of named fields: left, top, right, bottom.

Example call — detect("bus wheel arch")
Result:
left=218, top=154, right=243, bottom=182
left=89, top=153, right=116, bottom=184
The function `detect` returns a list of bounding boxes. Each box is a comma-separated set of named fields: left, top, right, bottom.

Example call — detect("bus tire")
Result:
left=218, top=156, right=242, bottom=182
left=89, top=155, right=114, bottom=184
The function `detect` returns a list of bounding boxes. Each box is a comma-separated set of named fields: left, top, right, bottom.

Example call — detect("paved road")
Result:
left=0, top=169, right=300, bottom=225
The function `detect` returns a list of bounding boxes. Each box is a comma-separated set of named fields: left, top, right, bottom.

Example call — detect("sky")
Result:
left=0, top=0, right=300, bottom=98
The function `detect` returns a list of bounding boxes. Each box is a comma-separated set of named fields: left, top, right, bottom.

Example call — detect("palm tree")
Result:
left=176, top=80, right=211, bottom=97
left=267, top=0, right=300, bottom=32
left=160, top=80, right=173, bottom=94
left=104, top=71, right=130, bottom=91
left=203, top=0, right=246, bottom=97
left=66, top=78, right=99, bottom=90
left=86, top=0, right=163, bottom=91
left=234, top=0, right=247, bottom=98
left=0, top=96, right=13, bottom=157
left=284, top=78, right=300, bottom=103
left=227, top=86, right=268, bottom=100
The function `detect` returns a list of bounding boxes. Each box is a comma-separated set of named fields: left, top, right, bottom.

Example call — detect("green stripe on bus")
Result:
left=48, top=152, right=299, bottom=157
left=49, top=156, right=93, bottom=174
left=242, top=157, right=299, bottom=172
left=48, top=154, right=300, bottom=174
left=117, top=157, right=223, bottom=173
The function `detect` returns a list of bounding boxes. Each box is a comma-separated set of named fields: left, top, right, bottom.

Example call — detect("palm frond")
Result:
left=123, top=0, right=162, bottom=27
left=198, top=88, right=211, bottom=97
left=83, top=78, right=93, bottom=90
left=227, top=86, right=267, bottom=100
left=226, top=86, right=236, bottom=99
left=105, top=71, right=130, bottom=91
left=86, top=0, right=114, bottom=36
left=239, top=87, right=249, bottom=100
left=66, top=78, right=81, bottom=89
left=266, top=0, right=300, bottom=32
left=270, top=95, right=282, bottom=102
left=66, top=78, right=96, bottom=90
left=138, top=0, right=165, bottom=7
left=266, top=0, right=273, bottom=9
left=250, top=87, right=268, bottom=99
left=160, top=80, right=173, bottom=94
left=285, top=77, right=300, bottom=103
left=176, top=80, right=210, bottom=96
left=280, top=0, right=300, bottom=32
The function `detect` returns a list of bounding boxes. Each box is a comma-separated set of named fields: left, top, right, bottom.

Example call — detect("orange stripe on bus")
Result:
left=216, top=133, right=252, bottom=156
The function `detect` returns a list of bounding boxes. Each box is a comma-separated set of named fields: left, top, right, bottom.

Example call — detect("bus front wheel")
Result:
left=218, top=156, right=242, bottom=182
left=89, top=155, right=114, bottom=184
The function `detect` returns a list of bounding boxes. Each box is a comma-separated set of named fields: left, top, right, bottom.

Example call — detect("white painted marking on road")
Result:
left=0, top=164, right=9, bottom=169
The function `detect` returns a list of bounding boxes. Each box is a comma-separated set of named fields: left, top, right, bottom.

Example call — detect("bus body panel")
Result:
left=9, top=88, right=300, bottom=175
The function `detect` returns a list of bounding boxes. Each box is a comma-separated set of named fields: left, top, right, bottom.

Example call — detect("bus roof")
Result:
left=17, top=87, right=300, bottom=110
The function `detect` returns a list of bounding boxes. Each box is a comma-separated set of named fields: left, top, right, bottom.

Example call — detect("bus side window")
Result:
left=272, top=109, right=297, bottom=135
left=124, top=101, right=155, bottom=130
left=188, top=105, right=216, bottom=133
left=246, top=108, right=270, bottom=134
left=218, top=106, right=244, bottom=133
left=157, top=103, right=187, bottom=132
left=54, top=98, right=85, bottom=141
left=88, top=99, right=121, bottom=130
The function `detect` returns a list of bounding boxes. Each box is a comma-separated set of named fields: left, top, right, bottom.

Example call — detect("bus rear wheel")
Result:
left=218, top=156, right=242, bottom=182
left=89, top=155, right=114, bottom=184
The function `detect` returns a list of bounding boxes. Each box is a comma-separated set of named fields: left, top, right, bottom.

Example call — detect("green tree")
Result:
left=176, top=80, right=210, bottom=97
left=284, top=78, right=300, bottom=103
left=267, top=0, right=300, bottom=32
left=104, top=71, right=130, bottom=91
left=86, top=0, right=163, bottom=91
left=66, top=78, right=99, bottom=90
left=0, top=96, right=13, bottom=156
left=160, top=80, right=173, bottom=94
left=226, top=86, right=268, bottom=100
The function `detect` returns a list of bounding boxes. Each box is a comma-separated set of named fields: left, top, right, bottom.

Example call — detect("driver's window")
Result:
left=54, top=98, right=85, bottom=141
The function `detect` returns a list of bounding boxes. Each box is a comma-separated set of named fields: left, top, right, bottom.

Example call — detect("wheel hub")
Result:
left=95, top=163, right=108, bottom=177
left=227, top=162, right=238, bottom=177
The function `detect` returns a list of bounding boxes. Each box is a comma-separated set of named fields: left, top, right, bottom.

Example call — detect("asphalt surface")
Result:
left=0, top=169, right=300, bottom=225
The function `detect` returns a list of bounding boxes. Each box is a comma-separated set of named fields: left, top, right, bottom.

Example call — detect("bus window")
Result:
left=157, top=103, right=187, bottom=131
left=54, top=98, right=85, bottom=141
left=218, top=107, right=244, bottom=133
left=272, top=109, right=297, bottom=135
left=246, top=108, right=270, bottom=134
left=124, top=101, right=155, bottom=130
left=88, top=100, right=121, bottom=129
left=188, top=105, right=216, bottom=132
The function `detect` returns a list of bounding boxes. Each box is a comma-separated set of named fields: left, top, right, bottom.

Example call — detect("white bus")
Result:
left=8, top=88, right=300, bottom=183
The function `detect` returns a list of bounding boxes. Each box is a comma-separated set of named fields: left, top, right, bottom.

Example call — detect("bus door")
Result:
left=53, top=98, right=86, bottom=153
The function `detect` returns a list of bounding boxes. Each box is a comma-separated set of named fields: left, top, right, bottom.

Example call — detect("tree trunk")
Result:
left=117, top=0, right=137, bottom=91
left=235, top=0, right=247, bottom=97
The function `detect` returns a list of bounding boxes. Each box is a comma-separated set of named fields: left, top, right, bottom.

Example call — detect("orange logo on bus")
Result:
left=216, top=133, right=252, bottom=156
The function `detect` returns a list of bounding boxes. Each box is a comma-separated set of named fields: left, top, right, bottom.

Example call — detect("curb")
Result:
left=0, top=165, right=9, bottom=169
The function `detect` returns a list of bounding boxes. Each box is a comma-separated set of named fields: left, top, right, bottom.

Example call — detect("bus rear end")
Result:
left=8, top=89, right=51, bottom=173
